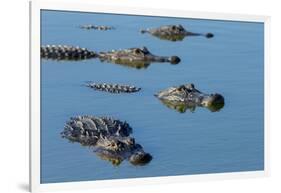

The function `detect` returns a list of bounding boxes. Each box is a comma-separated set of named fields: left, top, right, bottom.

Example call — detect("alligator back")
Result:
left=79, top=24, right=115, bottom=30
left=86, top=83, right=141, bottom=93
left=41, top=45, right=97, bottom=61
left=61, top=116, right=132, bottom=146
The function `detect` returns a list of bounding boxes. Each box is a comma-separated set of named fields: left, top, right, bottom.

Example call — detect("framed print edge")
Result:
left=30, top=0, right=270, bottom=192
left=30, top=1, right=41, bottom=192
left=264, top=16, right=271, bottom=178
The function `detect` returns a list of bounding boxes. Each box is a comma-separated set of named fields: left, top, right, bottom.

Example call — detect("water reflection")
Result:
left=157, top=98, right=224, bottom=113
left=99, top=58, right=179, bottom=69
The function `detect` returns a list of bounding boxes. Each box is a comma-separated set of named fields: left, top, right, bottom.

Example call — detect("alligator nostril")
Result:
left=206, top=33, right=214, bottom=38
left=213, top=94, right=224, bottom=103
left=170, top=56, right=181, bottom=64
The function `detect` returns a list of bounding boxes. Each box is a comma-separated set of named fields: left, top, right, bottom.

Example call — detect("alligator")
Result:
left=61, top=115, right=152, bottom=166
left=41, top=45, right=98, bottom=61
left=98, top=47, right=181, bottom=68
left=155, top=83, right=224, bottom=113
left=79, top=24, right=115, bottom=30
left=141, top=24, right=214, bottom=41
left=86, top=82, right=141, bottom=93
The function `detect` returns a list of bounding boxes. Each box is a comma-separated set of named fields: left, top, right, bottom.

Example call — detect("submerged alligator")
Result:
left=86, top=83, right=141, bottom=93
left=141, top=24, right=214, bottom=41
left=155, top=83, right=224, bottom=113
left=41, top=45, right=98, bottom=61
left=41, top=45, right=180, bottom=69
left=61, top=116, right=152, bottom=166
left=98, top=46, right=181, bottom=68
left=79, top=24, right=115, bottom=30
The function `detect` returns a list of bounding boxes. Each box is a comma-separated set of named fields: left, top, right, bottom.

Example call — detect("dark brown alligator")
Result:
left=61, top=115, right=152, bottom=166
left=141, top=24, right=214, bottom=41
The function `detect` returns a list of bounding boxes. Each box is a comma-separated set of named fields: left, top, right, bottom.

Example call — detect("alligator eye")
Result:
left=134, top=48, right=142, bottom=55
left=110, top=142, right=116, bottom=147
left=178, top=85, right=186, bottom=91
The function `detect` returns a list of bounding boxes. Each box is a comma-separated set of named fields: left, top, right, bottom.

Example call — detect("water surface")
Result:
left=41, top=10, right=264, bottom=183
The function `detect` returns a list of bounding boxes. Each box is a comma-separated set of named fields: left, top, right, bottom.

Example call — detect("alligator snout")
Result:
left=205, top=33, right=214, bottom=38
left=169, top=56, right=181, bottom=64
left=202, top=93, right=224, bottom=107
left=129, top=151, right=153, bottom=166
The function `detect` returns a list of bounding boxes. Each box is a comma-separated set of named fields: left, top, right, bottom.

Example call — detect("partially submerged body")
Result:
left=86, top=83, right=141, bottom=94
left=141, top=24, right=214, bottom=41
left=155, top=83, right=224, bottom=112
left=61, top=116, right=152, bottom=166
left=79, top=24, right=115, bottom=30
left=98, top=47, right=181, bottom=67
left=41, top=45, right=97, bottom=61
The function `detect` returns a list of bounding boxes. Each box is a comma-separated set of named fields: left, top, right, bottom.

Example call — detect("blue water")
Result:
left=40, top=10, right=264, bottom=183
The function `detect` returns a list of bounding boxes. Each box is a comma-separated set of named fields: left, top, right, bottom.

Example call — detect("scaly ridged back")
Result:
left=41, top=45, right=97, bottom=60
left=86, top=83, right=141, bottom=93
left=79, top=24, right=115, bottom=30
left=61, top=116, right=132, bottom=146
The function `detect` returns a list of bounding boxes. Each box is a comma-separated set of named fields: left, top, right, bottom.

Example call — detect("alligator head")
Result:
left=141, top=24, right=214, bottom=41
left=98, top=47, right=181, bottom=68
left=155, top=83, right=224, bottom=112
left=61, top=116, right=152, bottom=166
left=95, top=140, right=152, bottom=166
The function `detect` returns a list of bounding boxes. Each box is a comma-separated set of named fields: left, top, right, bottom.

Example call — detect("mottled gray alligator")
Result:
left=98, top=47, right=181, bottom=68
left=141, top=24, right=214, bottom=41
left=86, top=83, right=141, bottom=93
left=79, top=24, right=115, bottom=30
left=61, top=115, right=152, bottom=166
left=155, top=83, right=224, bottom=113
left=41, top=45, right=97, bottom=61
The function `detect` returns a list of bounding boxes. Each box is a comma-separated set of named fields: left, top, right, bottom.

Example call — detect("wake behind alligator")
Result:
left=86, top=82, right=141, bottom=93
left=155, top=83, right=224, bottom=113
left=141, top=24, right=214, bottom=41
left=61, top=115, right=152, bottom=166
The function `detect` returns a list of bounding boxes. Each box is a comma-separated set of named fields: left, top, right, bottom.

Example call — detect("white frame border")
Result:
left=30, top=0, right=270, bottom=192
